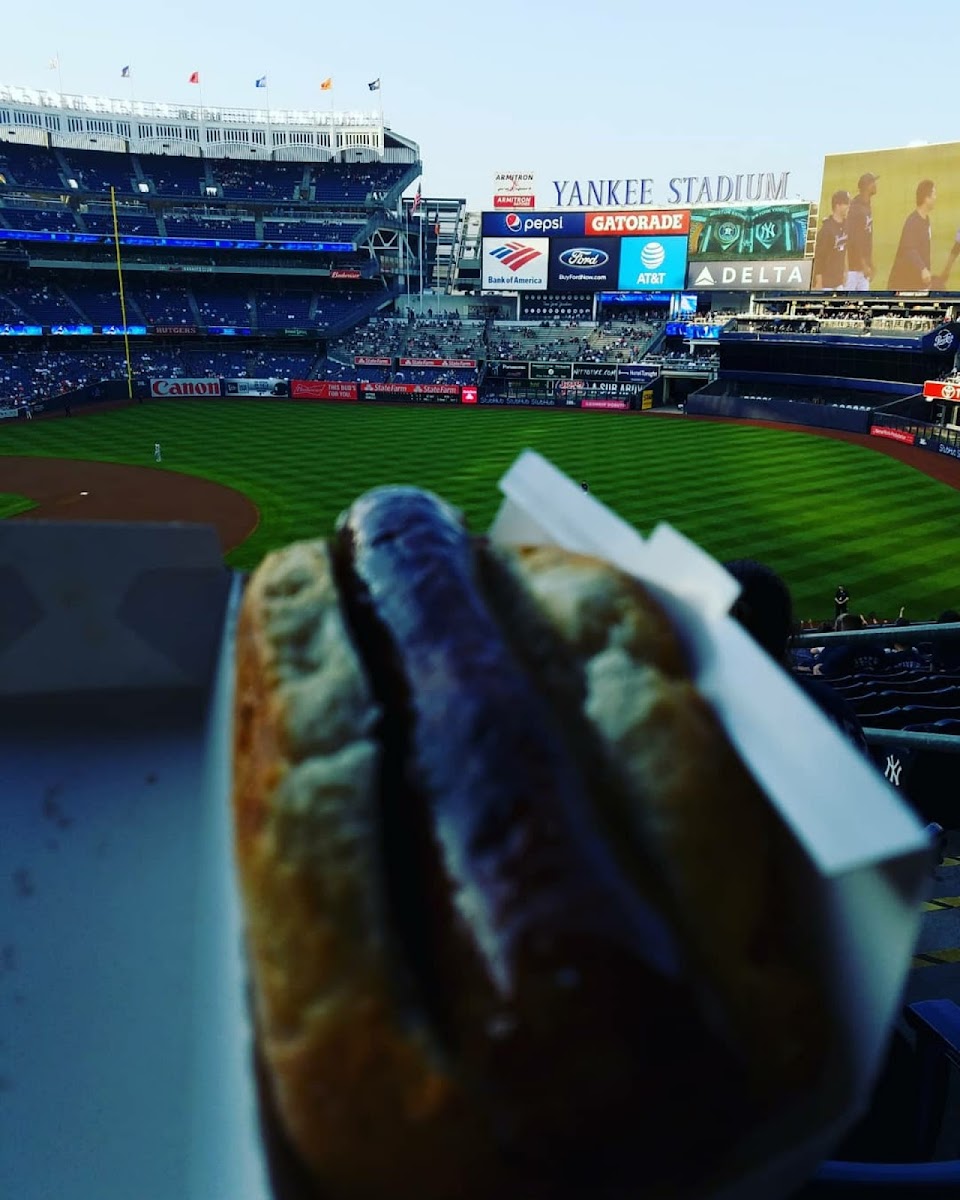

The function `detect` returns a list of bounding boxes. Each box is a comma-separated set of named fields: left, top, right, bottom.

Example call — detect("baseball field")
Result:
left=1, top=399, right=958, bottom=623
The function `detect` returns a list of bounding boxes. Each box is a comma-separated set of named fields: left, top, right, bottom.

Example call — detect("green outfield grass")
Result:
left=0, top=492, right=35, bottom=519
left=2, top=400, right=958, bottom=621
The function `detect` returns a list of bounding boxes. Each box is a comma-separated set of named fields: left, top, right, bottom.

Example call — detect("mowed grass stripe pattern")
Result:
left=0, top=492, right=34, bottom=519
left=1, top=401, right=958, bottom=618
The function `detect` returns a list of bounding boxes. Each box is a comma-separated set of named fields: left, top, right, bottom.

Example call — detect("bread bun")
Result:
left=233, top=490, right=828, bottom=1199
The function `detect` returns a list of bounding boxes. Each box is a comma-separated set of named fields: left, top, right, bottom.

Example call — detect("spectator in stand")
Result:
left=724, top=558, right=868, bottom=754
left=815, top=612, right=885, bottom=677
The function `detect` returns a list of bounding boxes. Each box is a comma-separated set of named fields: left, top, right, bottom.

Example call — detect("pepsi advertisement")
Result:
left=482, top=210, right=586, bottom=238
left=548, top=238, right=621, bottom=291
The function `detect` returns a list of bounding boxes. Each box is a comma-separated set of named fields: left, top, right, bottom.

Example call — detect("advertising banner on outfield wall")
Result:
left=481, top=237, right=549, bottom=291
left=617, top=363, right=662, bottom=384
left=870, top=425, right=916, bottom=445
left=223, top=379, right=286, bottom=397
left=687, top=204, right=811, bottom=261
left=358, top=383, right=461, bottom=402
left=150, top=378, right=221, bottom=397
left=398, top=357, right=478, bottom=369
left=686, top=259, right=813, bottom=291
left=290, top=380, right=358, bottom=400
left=818, top=141, right=960, bottom=291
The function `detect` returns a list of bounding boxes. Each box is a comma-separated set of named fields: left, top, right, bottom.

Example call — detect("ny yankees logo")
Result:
left=884, top=755, right=903, bottom=786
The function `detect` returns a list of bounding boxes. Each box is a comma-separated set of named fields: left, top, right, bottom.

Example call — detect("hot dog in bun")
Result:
left=233, top=485, right=828, bottom=1199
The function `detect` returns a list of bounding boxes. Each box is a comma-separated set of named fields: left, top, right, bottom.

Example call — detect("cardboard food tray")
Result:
left=0, top=461, right=932, bottom=1200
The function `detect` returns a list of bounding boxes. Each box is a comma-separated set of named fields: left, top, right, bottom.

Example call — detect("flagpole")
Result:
left=264, top=82, right=273, bottom=156
left=56, top=51, right=64, bottom=99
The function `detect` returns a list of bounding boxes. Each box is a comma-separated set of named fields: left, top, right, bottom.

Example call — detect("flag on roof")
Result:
left=412, top=185, right=422, bottom=212
left=48, top=57, right=59, bottom=70
left=320, top=77, right=333, bottom=91
left=121, top=66, right=130, bottom=78
left=189, top=71, right=200, bottom=84
left=368, top=78, right=381, bottom=91
left=255, top=76, right=267, bottom=88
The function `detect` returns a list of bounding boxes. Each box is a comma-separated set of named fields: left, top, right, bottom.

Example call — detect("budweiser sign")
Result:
left=869, top=425, right=916, bottom=445
left=354, top=356, right=393, bottom=367
left=290, top=380, right=358, bottom=400
left=398, top=357, right=477, bottom=369
left=150, top=377, right=221, bottom=397
left=923, top=379, right=960, bottom=401
left=331, top=269, right=362, bottom=279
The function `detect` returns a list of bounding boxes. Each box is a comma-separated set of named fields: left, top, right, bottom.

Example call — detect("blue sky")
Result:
left=0, top=0, right=950, bottom=210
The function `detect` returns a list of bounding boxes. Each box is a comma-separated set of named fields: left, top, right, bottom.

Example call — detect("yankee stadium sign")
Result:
left=551, top=172, right=791, bottom=207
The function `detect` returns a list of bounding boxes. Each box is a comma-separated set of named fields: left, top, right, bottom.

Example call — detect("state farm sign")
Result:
left=923, top=379, right=960, bottom=401
left=150, top=377, right=221, bottom=397
left=585, top=209, right=690, bottom=236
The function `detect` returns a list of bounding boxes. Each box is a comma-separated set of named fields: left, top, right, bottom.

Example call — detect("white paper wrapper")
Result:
left=491, top=449, right=932, bottom=1200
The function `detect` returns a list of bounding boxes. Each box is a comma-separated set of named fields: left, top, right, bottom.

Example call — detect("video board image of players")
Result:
left=818, top=142, right=960, bottom=292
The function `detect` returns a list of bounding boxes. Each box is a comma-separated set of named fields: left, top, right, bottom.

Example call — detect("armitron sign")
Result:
left=150, top=377, right=221, bottom=397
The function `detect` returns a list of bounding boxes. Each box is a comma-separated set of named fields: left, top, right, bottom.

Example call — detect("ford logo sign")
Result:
left=558, top=247, right=609, bottom=269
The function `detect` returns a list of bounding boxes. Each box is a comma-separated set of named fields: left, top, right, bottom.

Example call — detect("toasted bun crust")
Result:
left=233, top=540, right=499, bottom=1200
left=234, top=537, right=827, bottom=1198
left=499, top=544, right=826, bottom=1094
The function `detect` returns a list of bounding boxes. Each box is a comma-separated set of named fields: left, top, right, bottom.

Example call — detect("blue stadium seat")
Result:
left=808, top=1001, right=960, bottom=1197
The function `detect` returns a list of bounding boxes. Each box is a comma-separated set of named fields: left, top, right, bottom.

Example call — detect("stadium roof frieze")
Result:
left=0, top=83, right=420, bottom=164
left=0, top=84, right=383, bottom=127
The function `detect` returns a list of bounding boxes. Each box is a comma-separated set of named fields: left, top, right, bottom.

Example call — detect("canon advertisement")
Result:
left=548, top=239, right=621, bottom=292
left=150, top=377, right=221, bottom=397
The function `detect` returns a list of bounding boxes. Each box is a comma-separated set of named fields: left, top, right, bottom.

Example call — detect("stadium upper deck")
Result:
left=0, top=83, right=419, bottom=167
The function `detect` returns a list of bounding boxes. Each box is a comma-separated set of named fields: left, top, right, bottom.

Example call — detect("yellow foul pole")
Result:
left=110, top=185, right=134, bottom=400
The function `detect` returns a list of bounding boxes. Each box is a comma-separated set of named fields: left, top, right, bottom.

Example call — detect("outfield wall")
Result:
left=685, top=393, right=873, bottom=433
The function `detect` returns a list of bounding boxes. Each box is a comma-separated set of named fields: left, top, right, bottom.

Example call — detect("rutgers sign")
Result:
left=150, top=377, right=221, bottom=397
